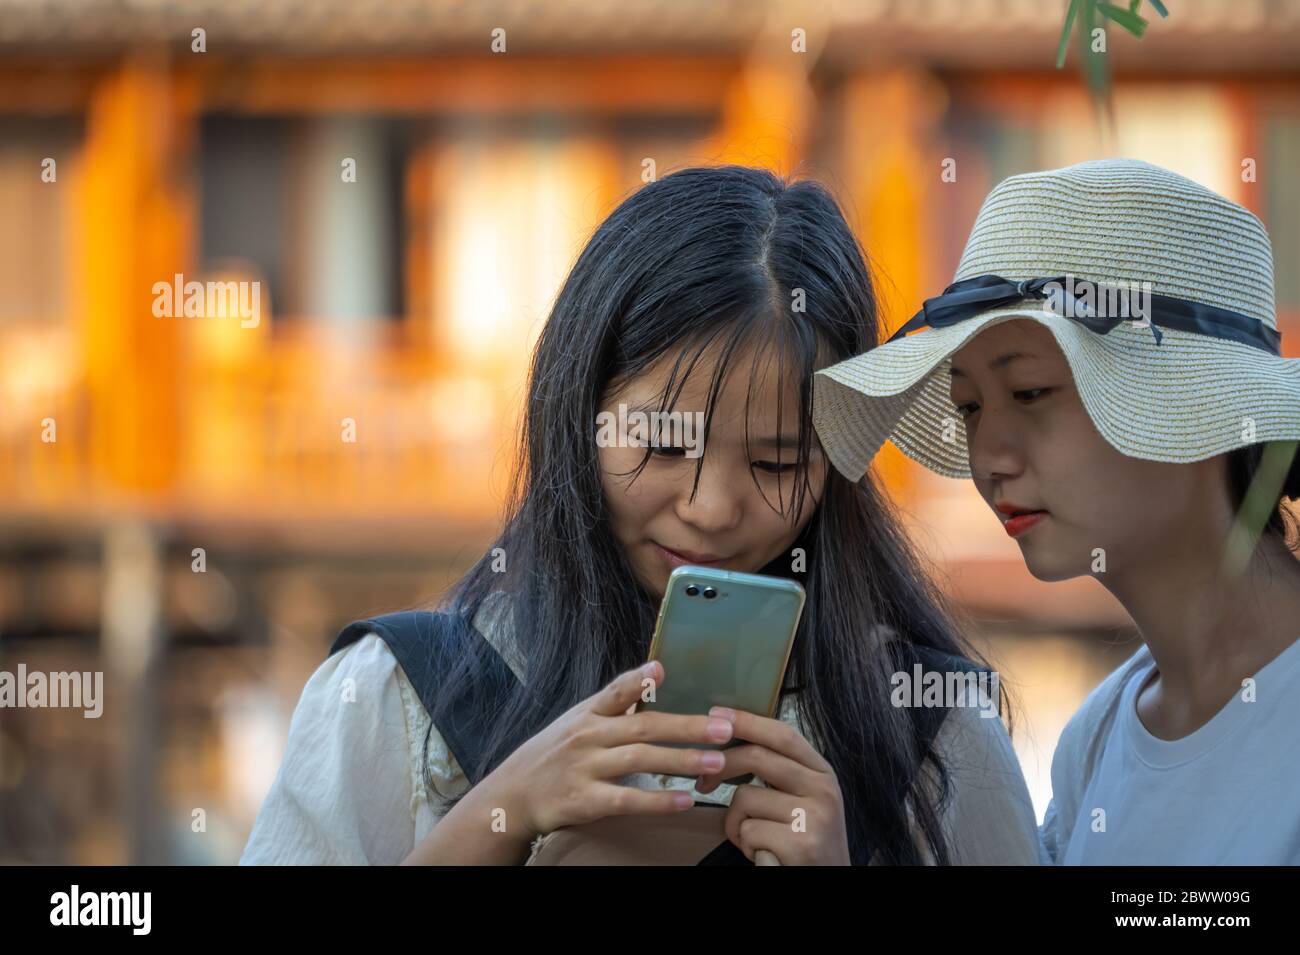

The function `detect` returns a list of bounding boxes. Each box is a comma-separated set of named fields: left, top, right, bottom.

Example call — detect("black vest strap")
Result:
left=330, top=609, right=520, bottom=787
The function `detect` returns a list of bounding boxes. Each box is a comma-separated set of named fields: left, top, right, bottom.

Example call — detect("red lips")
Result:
left=994, top=501, right=1045, bottom=517
left=994, top=501, right=1049, bottom=538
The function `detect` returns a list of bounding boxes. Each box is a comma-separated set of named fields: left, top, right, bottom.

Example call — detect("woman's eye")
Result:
left=754, top=460, right=800, bottom=474
left=650, top=444, right=687, bottom=457
left=953, top=389, right=1051, bottom=418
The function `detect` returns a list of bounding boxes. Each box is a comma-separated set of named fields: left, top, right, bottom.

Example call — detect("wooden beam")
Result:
left=180, top=56, right=739, bottom=115
left=838, top=69, right=948, bottom=503
left=77, top=55, right=193, bottom=494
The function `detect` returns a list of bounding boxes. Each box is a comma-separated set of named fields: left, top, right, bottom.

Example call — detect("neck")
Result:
left=1098, top=530, right=1300, bottom=699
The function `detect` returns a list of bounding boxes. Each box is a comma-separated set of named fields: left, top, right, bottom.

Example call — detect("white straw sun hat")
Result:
left=812, top=158, right=1300, bottom=481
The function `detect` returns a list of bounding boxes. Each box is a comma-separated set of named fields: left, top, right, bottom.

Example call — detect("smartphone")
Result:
left=635, top=565, right=805, bottom=759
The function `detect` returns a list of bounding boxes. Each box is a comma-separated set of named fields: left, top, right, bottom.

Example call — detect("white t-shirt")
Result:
left=240, top=605, right=1043, bottom=865
left=1041, top=637, right=1300, bottom=865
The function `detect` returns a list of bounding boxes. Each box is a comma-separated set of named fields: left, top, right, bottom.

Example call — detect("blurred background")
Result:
left=1, top=0, right=1298, bottom=863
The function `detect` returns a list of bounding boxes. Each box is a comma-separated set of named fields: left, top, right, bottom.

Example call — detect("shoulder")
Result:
left=323, top=623, right=471, bottom=795
left=240, top=631, right=469, bottom=865
left=335, top=595, right=523, bottom=682
left=1051, top=643, right=1150, bottom=780
left=926, top=700, right=1043, bottom=864
left=1040, top=642, right=1151, bottom=863
left=239, top=633, right=415, bottom=864
left=300, top=630, right=410, bottom=732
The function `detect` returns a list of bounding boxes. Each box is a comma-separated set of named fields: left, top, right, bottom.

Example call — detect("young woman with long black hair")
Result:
left=241, top=165, right=1041, bottom=866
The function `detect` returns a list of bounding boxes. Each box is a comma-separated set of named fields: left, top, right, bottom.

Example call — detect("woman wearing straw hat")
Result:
left=813, top=158, right=1300, bottom=864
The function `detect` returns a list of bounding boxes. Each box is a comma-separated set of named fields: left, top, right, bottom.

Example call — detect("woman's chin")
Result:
left=1021, top=553, right=1087, bottom=583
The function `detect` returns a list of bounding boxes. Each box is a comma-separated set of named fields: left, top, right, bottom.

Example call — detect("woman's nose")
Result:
left=966, top=408, right=1026, bottom=482
left=673, top=460, right=744, bottom=533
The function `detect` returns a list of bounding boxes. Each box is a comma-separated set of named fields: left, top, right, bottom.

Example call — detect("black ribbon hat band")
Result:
left=886, top=274, right=1283, bottom=356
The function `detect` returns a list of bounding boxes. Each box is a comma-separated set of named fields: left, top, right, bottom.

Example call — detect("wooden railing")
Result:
left=0, top=319, right=515, bottom=523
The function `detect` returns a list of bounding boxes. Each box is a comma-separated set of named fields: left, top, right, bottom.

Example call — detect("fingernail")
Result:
left=707, top=718, right=733, bottom=740
left=700, top=751, right=725, bottom=771
left=709, top=706, right=736, bottom=721
left=641, top=661, right=658, bottom=678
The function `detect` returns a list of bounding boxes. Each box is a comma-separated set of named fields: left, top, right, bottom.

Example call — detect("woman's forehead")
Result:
left=606, top=340, right=806, bottom=445
left=632, top=338, right=802, bottom=408
left=949, top=319, right=1065, bottom=377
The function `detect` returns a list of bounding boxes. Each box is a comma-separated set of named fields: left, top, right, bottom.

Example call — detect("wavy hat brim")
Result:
left=813, top=307, right=1300, bottom=482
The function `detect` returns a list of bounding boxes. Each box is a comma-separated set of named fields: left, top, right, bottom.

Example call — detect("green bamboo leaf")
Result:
left=1079, top=0, right=1114, bottom=120
left=1056, top=0, right=1082, bottom=67
left=1221, top=441, right=1299, bottom=577
left=1098, top=1, right=1149, bottom=36
left=1054, top=0, right=1168, bottom=122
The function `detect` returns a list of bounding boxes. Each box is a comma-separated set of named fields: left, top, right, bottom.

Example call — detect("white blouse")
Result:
left=240, top=600, right=1044, bottom=865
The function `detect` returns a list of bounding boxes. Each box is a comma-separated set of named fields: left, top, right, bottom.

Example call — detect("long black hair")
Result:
left=428, top=165, right=993, bottom=864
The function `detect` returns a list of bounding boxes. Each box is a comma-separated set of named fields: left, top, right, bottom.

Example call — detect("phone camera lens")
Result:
left=684, top=584, right=700, bottom=597
left=702, top=587, right=717, bottom=600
